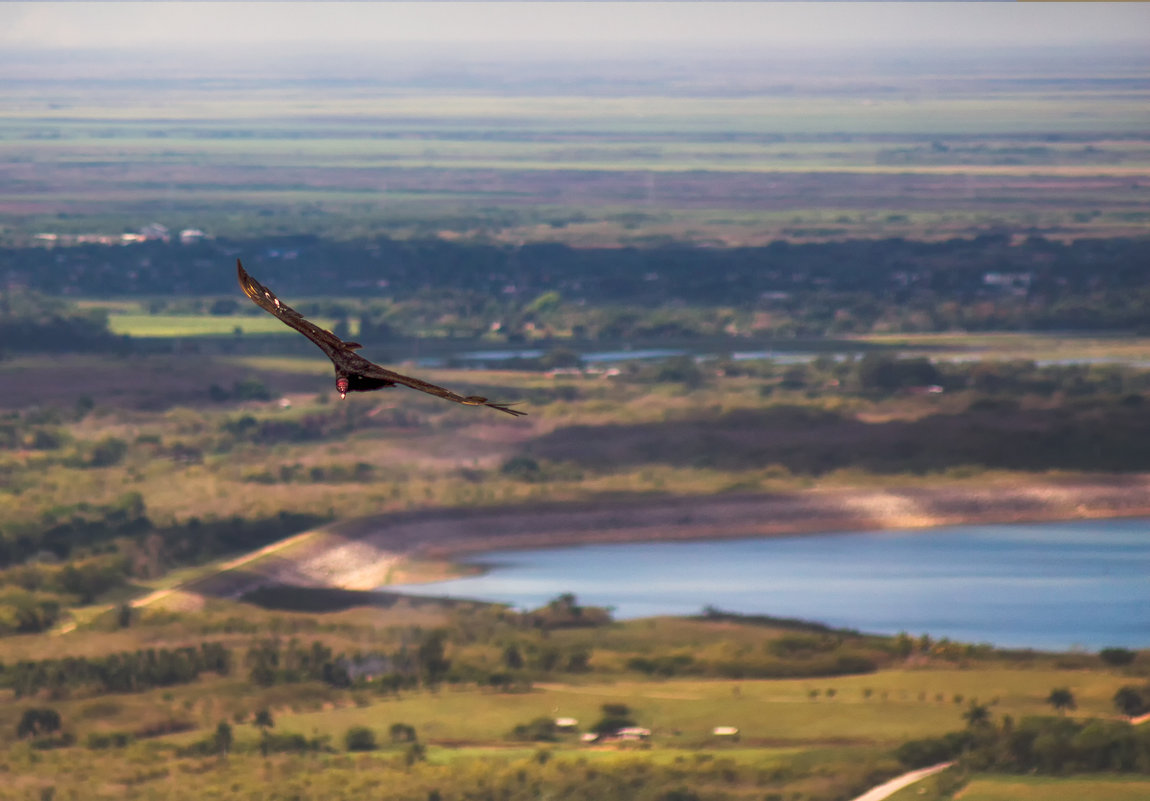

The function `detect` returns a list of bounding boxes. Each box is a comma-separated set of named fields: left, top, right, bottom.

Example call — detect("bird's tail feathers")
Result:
left=463, top=397, right=527, bottom=417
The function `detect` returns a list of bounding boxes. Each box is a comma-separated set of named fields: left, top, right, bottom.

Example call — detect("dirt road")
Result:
left=848, top=762, right=955, bottom=801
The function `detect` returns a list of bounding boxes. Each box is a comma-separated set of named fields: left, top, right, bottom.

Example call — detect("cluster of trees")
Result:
left=0, top=492, right=149, bottom=566
left=5, top=642, right=231, bottom=697
left=508, top=703, right=641, bottom=743
left=0, top=487, right=326, bottom=634
left=899, top=709, right=1150, bottom=775
left=521, top=592, right=612, bottom=630
left=180, top=718, right=413, bottom=759
left=343, top=722, right=420, bottom=757
left=244, top=632, right=455, bottom=691
left=15, top=707, right=62, bottom=739
left=0, top=588, right=63, bottom=635
left=494, top=642, right=591, bottom=679
left=0, top=286, right=128, bottom=356
left=0, top=495, right=149, bottom=634
left=245, top=638, right=352, bottom=688
left=243, top=460, right=377, bottom=485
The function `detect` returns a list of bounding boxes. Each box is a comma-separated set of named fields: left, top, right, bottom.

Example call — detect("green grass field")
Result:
left=856, top=332, right=1150, bottom=364
left=149, top=668, right=1133, bottom=751
left=954, top=775, right=1150, bottom=801
left=106, top=313, right=345, bottom=338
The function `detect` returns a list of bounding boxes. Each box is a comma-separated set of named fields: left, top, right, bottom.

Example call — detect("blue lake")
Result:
left=390, top=518, right=1150, bottom=651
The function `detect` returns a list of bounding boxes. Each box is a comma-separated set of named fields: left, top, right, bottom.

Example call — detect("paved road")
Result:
left=849, top=762, right=955, bottom=801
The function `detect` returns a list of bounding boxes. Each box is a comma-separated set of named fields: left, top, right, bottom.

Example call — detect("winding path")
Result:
left=849, top=762, right=954, bottom=801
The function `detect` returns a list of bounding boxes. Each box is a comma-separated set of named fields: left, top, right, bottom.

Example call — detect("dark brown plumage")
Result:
left=237, top=260, right=526, bottom=416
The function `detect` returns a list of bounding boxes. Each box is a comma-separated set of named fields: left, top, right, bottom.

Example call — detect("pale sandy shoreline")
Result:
left=184, top=475, right=1150, bottom=600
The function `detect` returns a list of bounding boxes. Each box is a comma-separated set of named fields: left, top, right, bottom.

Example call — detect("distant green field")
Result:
left=3, top=91, right=1148, bottom=136
left=857, top=332, right=1150, bottom=363
left=5, top=129, right=1150, bottom=174
left=954, top=775, right=1150, bottom=801
left=4, top=74, right=1150, bottom=246
left=226, top=669, right=1132, bottom=749
left=107, top=313, right=343, bottom=337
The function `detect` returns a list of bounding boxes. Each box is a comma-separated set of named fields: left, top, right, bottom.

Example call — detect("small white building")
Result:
left=554, top=717, right=579, bottom=731
left=616, top=727, right=651, bottom=741
left=712, top=726, right=739, bottom=737
left=139, top=223, right=170, bottom=242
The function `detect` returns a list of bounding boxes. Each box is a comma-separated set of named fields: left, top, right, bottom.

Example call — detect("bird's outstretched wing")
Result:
left=354, top=360, right=528, bottom=417
left=236, top=259, right=526, bottom=417
left=237, top=259, right=356, bottom=364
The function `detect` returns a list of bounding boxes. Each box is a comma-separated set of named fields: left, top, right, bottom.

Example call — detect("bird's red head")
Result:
left=336, top=377, right=349, bottom=399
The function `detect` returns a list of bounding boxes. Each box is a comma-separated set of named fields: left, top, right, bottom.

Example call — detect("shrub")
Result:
left=389, top=723, right=417, bottom=743
left=404, top=742, right=426, bottom=766
left=264, top=731, right=326, bottom=754
left=1099, top=647, right=1137, bottom=667
left=896, top=735, right=965, bottom=768
left=509, top=717, right=558, bottom=743
left=1113, top=685, right=1150, bottom=717
left=86, top=731, right=134, bottom=749
left=87, top=437, right=127, bottom=468
left=16, top=708, right=61, bottom=739
left=592, top=704, right=636, bottom=735
left=213, top=721, right=233, bottom=754
left=344, top=725, right=377, bottom=752
left=500, top=456, right=543, bottom=482
left=627, top=654, right=695, bottom=677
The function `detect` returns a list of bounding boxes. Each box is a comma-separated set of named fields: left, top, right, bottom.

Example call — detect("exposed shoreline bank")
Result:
left=184, top=475, right=1150, bottom=600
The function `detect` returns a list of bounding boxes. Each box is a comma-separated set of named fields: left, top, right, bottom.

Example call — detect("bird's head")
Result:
left=336, top=377, right=349, bottom=399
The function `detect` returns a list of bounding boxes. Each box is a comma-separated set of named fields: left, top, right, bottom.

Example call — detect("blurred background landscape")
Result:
left=2, top=4, right=1150, bottom=800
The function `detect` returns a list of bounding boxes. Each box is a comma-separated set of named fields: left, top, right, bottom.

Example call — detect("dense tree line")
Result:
left=5, top=642, right=231, bottom=697
left=245, top=638, right=351, bottom=688
left=0, top=490, right=322, bottom=575
left=3, top=234, right=1147, bottom=306
left=5, top=235, right=1150, bottom=351
left=625, top=646, right=878, bottom=680
left=899, top=712, right=1150, bottom=776
left=244, top=632, right=461, bottom=691
left=0, top=492, right=149, bottom=566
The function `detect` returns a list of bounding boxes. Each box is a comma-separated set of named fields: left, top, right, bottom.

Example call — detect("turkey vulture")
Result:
left=236, top=260, right=526, bottom=416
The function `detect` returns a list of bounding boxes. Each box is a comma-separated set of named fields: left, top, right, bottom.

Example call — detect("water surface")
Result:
left=390, top=518, right=1150, bottom=650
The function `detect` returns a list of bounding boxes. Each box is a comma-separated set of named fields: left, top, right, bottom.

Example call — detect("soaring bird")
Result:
left=236, top=260, right=526, bottom=416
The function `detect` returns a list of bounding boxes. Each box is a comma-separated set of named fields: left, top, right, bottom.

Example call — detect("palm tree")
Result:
left=1046, top=687, right=1077, bottom=715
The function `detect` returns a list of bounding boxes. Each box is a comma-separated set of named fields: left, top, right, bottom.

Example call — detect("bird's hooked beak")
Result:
left=336, top=377, right=349, bottom=399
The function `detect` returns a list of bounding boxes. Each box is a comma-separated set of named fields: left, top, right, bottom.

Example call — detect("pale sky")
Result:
left=3, top=2, right=1148, bottom=50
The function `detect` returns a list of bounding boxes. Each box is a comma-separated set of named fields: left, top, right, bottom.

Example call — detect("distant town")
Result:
left=33, top=223, right=208, bottom=248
